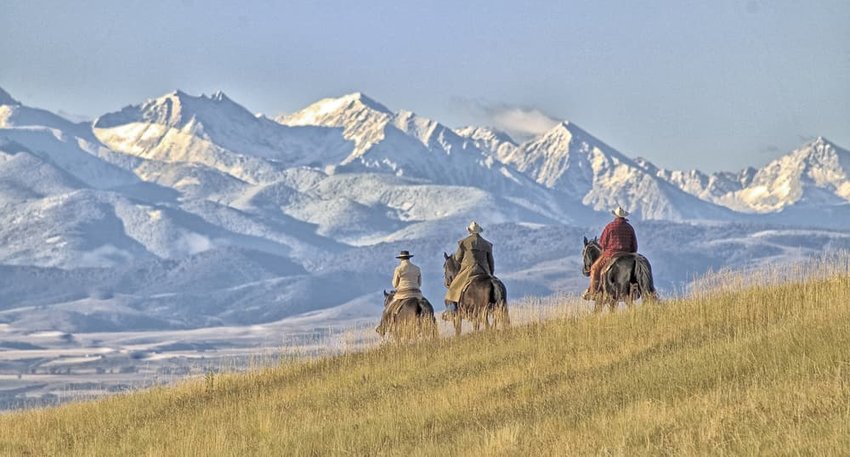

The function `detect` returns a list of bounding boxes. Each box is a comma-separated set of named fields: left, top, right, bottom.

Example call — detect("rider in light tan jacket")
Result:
left=392, top=251, right=423, bottom=300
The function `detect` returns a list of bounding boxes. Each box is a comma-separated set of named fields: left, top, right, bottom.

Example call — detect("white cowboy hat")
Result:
left=467, top=221, right=484, bottom=234
left=611, top=206, right=630, bottom=218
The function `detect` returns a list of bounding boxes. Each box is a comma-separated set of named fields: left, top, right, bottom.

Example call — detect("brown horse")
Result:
left=442, top=253, right=510, bottom=336
left=378, top=291, right=438, bottom=341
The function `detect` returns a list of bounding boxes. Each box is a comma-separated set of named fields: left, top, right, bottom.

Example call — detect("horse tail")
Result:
left=491, top=279, right=503, bottom=306
left=634, top=255, right=657, bottom=301
left=491, top=278, right=510, bottom=328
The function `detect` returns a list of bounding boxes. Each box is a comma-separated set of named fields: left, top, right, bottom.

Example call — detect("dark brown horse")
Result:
left=442, top=253, right=510, bottom=336
left=378, top=291, right=438, bottom=341
left=582, top=237, right=657, bottom=312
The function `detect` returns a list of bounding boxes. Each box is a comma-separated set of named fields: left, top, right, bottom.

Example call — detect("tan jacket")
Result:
left=392, top=260, right=422, bottom=299
left=445, top=234, right=494, bottom=302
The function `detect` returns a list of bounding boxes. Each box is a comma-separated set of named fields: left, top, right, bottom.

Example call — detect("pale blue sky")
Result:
left=1, top=0, right=848, bottom=171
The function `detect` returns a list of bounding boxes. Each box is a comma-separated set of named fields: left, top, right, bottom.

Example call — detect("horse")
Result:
left=581, top=237, right=657, bottom=312
left=378, top=290, right=438, bottom=341
left=442, top=253, right=510, bottom=336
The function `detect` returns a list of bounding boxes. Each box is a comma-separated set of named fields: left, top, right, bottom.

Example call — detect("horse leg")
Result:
left=593, top=296, right=604, bottom=313
left=453, top=312, right=462, bottom=336
left=627, top=284, right=638, bottom=308
left=499, top=306, right=511, bottom=329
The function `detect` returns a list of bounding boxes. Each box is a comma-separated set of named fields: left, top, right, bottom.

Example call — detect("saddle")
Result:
left=458, top=274, right=503, bottom=307
left=601, top=253, right=636, bottom=277
left=378, top=295, right=434, bottom=336
left=387, top=295, right=433, bottom=317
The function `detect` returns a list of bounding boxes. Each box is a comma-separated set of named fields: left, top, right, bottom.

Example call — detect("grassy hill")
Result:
left=1, top=267, right=849, bottom=456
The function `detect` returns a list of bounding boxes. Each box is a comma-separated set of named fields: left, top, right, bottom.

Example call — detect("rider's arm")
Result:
left=417, top=269, right=422, bottom=287
left=392, top=267, right=400, bottom=289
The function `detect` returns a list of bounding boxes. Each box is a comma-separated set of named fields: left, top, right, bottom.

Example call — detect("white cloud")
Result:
left=452, top=98, right=561, bottom=141
left=178, top=232, right=213, bottom=255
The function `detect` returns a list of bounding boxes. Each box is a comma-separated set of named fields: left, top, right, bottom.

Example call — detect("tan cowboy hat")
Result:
left=467, top=221, right=484, bottom=234
left=395, top=250, right=414, bottom=259
left=611, top=206, right=630, bottom=218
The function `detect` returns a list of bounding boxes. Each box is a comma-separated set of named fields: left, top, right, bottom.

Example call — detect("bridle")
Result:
left=443, top=256, right=458, bottom=288
left=582, top=240, right=601, bottom=276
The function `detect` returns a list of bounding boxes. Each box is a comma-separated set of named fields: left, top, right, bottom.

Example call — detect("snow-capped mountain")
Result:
left=1, top=85, right=848, bottom=339
left=645, top=137, right=850, bottom=216
left=1, top=92, right=138, bottom=191
left=277, top=94, right=528, bottom=189
left=492, top=121, right=736, bottom=221
left=277, top=93, right=585, bottom=224
left=723, top=137, right=850, bottom=212
left=93, top=90, right=352, bottom=184
left=454, top=126, right=519, bottom=162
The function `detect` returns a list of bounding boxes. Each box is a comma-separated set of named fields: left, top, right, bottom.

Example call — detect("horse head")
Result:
left=443, top=252, right=458, bottom=288
left=383, top=290, right=394, bottom=308
left=581, top=237, right=601, bottom=277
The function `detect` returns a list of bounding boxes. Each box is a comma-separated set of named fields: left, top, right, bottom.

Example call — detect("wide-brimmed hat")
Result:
left=611, top=206, right=630, bottom=218
left=395, top=250, right=414, bottom=259
left=467, top=221, right=484, bottom=234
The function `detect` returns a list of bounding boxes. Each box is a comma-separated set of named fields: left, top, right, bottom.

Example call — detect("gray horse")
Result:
left=379, top=291, right=438, bottom=341
left=442, top=253, right=510, bottom=336
left=582, top=237, right=657, bottom=312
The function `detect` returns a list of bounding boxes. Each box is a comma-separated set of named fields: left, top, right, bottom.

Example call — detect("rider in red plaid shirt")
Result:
left=583, top=206, right=638, bottom=299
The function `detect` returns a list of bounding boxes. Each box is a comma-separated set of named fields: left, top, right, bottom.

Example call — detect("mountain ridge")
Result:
left=1, top=85, right=849, bottom=335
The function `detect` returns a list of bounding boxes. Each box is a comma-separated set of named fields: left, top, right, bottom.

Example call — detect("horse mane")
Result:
left=444, top=253, right=459, bottom=270
left=383, top=290, right=395, bottom=307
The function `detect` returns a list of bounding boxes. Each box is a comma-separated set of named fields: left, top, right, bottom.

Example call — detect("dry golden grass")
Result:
left=1, top=262, right=849, bottom=456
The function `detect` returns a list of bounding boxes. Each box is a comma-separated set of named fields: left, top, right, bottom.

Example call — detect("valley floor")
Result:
left=0, top=269, right=848, bottom=455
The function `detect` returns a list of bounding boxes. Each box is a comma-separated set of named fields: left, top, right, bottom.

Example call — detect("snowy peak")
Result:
left=504, top=120, right=628, bottom=189
left=278, top=92, right=392, bottom=127
left=649, top=137, right=850, bottom=214
left=277, top=92, right=393, bottom=154
left=392, top=109, right=472, bottom=151
left=0, top=87, right=21, bottom=106
left=92, top=90, right=353, bottom=180
left=497, top=120, right=734, bottom=220
left=455, top=126, right=518, bottom=161
left=540, top=121, right=596, bottom=144
left=736, top=137, right=850, bottom=212
left=94, top=89, right=256, bottom=130
left=455, top=126, right=517, bottom=146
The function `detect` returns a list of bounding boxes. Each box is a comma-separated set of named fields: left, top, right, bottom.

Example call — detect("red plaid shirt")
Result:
left=600, top=218, right=637, bottom=254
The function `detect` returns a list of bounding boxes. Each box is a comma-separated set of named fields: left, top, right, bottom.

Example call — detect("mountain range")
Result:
left=1, top=86, right=849, bottom=334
